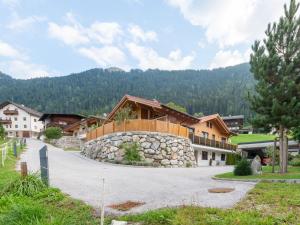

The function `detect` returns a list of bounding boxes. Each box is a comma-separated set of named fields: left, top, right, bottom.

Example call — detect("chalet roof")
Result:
left=199, top=114, right=233, bottom=135
left=0, top=100, right=42, bottom=117
left=39, top=113, right=86, bottom=121
left=106, top=94, right=199, bottom=123
left=222, top=115, right=244, bottom=120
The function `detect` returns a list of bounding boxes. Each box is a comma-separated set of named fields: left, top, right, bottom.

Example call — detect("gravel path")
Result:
left=18, top=139, right=256, bottom=214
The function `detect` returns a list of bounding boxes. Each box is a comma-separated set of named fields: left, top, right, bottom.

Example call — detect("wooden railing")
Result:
left=0, top=119, right=12, bottom=124
left=86, top=119, right=189, bottom=141
left=189, top=133, right=237, bottom=151
left=3, top=109, right=18, bottom=115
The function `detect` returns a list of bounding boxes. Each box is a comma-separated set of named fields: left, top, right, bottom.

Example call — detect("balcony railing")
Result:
left=86, top=119, right=189, bottom=141
left=3, top=109, right=18, bottom=115
left=0, top=119, right=12, bottom=124
left=189, top=133, right=236, bottom=151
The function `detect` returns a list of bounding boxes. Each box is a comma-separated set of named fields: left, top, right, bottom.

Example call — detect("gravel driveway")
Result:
left=18, top=139, right=256, bottom=214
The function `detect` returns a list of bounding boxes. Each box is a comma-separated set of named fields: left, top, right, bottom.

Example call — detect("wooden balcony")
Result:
left=189, top=133, right=236, bottom=151
left=86, top=119, right=189, bottom=141
left=3, top=109, right=18, bottom=115
left=0, top=119, right=12, bottom=124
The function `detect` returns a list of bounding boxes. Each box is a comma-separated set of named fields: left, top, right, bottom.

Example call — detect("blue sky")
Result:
left=0, top=0, right=288, bottom=78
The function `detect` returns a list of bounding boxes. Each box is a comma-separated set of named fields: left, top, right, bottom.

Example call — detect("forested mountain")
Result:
left=0, top=63, right=255, bottom=118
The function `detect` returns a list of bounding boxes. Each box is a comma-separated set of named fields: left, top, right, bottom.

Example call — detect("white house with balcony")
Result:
left=0, top=101, right=44, bottom=138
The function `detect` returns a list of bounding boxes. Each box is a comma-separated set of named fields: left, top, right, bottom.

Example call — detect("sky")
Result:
left=0, top=0, right=289, bottom=79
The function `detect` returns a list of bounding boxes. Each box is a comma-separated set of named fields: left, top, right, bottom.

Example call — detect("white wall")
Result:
left=195, top=149, right=227, bottom=166
left=0, top=103, right=43, bottom=137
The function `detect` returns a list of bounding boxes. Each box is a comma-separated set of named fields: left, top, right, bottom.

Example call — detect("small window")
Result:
left=202, top=151, right=208, bottom=160
left=14, top=117, right=18, bottom=121
left=212, top=134, right=215, bottom=140
left=15, top=124, right=18, bottom=128
left=212, top=152, right=216, bottom=160
left=24, top=125, right=27, bottom=128
left=202, top=132, right=209, bottom=138
left=210, top=122, right=212, bottom=128
left=221, top=154, right=226, bottom=161
left=34, top=118, right=37, bottom=122
left=6, top=125, right=8, bottom=128
left=206, top=122, right=209, bottom=127
left=221, top=137, right=227, bottom=143
left=23, top=117, right=27, bottom=121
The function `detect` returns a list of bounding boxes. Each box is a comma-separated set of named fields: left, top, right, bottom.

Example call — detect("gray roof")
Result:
left=0, top=101, right=42, bottom=117
left=222, top=115, right=244, bottom=120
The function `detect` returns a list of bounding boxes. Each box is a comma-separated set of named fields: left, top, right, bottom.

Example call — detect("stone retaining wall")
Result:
left=81, top=131, right=196, bottom=167
left=49, top=136, right=83, bottom=149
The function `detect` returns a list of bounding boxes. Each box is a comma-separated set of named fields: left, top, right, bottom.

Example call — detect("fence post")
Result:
left=21, top=162, right=28, bottom=177
left=39, top=145, right=49, bottom=186
left=13, top=141, right=17, bottom=157
left=124, top=119, right=126, bottom=132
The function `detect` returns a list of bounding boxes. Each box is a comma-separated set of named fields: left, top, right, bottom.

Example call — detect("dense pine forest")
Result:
left=0, top=63, right=255, bottom=118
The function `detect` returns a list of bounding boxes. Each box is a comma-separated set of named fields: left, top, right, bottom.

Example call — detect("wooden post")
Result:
left=39, top=145, right=49, bottom=186
left=112, top=121, right=115, bottom=133
left=100, top=178, right=105, bottom=225
left=124, top=119, right=126, bottom=132
left=167, top=121, right=170, bottom=133
left=177, top=124, right=180, bottom=136
left=21, top=162, right=28, bottom=177
left=154, top=119, right=157, bottom=132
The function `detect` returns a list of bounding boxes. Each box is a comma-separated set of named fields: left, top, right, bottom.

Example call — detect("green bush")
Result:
left=290, top=158, right=300, bottom=167
left=1, top=174, right=46, bottom=197
left=44, top=127, right=62, bottom=140
left=234, top=159, right=252, bottom=176
left=226, top=153, right=241, bottom=165
left=0, top=123, right=5, bottom=140
left=120, top=142, right=141, bottom=162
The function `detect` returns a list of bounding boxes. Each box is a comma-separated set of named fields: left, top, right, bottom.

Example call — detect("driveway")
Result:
left=18, top=139, right=256, bottom=214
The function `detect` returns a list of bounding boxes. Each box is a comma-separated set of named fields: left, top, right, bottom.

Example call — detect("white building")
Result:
left=0, top=101, right=44, bottom=138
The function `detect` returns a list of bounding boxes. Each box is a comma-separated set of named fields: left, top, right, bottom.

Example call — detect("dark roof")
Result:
left=39, top=113, right=86, bottom=121
left=0, top=100, right=42, bottom=117
left=222, top=115, right=244, bottom=120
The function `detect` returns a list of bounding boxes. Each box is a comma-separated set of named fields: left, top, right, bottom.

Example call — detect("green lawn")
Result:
left=106, top=182, right=300, bottom=225
left=215, top=166, right=300, bottom=180
left=230, top=134, right=276, bottom=144
left=0, top=142, right=99, bottom=225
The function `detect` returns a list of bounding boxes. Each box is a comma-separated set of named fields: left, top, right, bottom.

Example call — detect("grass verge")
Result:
left=215, top=165, right=300, bottom=180
left=0, top=142, right=99, bottom=225
left=106, top=182, right=300, bottom=225
left=230, top=134, right=276, bottom=144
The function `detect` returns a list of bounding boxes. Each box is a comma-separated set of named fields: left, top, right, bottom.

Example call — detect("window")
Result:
left=15, top=124, right=18, bottom=128
left=34, top=118, right=37, bottom=122
left=202, top=151, right=208, bottom=160
left=212, top=152, right=216, bottom=160
left=23, top=117, right=27, bottom=121
left=34, top=126, right=37, bottom=129
left=202, top=132, right=209, bottom=138
left=14, top=117, right=18, bottom=121
left=206, top=122, right=209, bottom=127
left=221, top=137, right=227, bottom=143
left=6, top=125, right=8, bottom=128
left=24, top=125, right=27, bottom=128
left=212, top=134, right=216, bottom=140
left=221, top=154, right=226, bottom=161
left=210, top=123, right=212, bottom=128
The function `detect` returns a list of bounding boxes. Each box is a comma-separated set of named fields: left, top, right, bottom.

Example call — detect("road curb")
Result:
left=212, top=176, right=300, bottom=183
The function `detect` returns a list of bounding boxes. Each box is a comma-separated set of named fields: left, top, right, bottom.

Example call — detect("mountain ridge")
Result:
left=0, top=63, right=254, bottom=119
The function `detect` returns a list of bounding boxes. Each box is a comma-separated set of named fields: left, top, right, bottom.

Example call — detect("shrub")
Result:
left=226, top=153, right=241, bottom=165
left=291, top=158, right=300, bottom=167
left=44, top=127, right=62, bottom=140
left=120, top=142, right=141, bottom=162
left=234, top=159, right=252, bottom=176
left=1, top=174, right=46, bottom=197
left=0, top=123, right=5, bottom=140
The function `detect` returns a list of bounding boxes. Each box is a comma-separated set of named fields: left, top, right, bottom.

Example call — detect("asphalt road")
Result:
left=18, top=139, right=256, bottom=214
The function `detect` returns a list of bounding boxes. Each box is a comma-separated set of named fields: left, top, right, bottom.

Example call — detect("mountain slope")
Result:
left=0, top=63, right=254, bottom=118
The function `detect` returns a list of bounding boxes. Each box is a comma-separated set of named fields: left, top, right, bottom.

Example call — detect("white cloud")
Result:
left=48, top=22, right=89, bottom=46
left=209, top=49, right=250, bottom=69
left=0, top=40, right=23, bottom=58
left=128, top=24, right=157, bottom=42
left=88, top=22, right=123, bottom=45
left=7, top=14, right=46, bottom=31
left=166, top=0, right=288, bottom=47
left=126, top=42, right=194, bottom=70
left=0, top=60, right=50, bottom=79
left=78, top=46, right=126, bottom=67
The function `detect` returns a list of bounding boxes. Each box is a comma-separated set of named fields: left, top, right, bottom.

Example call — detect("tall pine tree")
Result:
left=250, top=0, right=300, bottom=173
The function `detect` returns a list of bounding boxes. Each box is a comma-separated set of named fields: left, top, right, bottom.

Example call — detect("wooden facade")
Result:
left=39, top=113, right=86, bottom=130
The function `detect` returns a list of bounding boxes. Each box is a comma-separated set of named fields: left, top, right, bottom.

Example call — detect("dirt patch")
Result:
left=208, top=188, right=235, bottom=193
left=108, top=201, right=145, bottom=211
